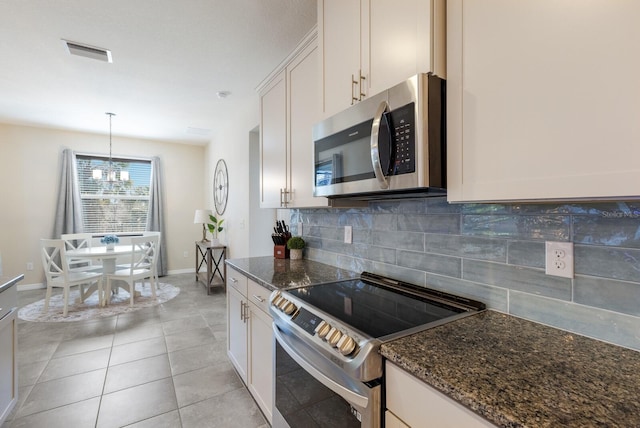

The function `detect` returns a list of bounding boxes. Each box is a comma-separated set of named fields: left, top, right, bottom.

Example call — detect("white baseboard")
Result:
left=167, top=268, right=195, bottom=275
left=18, top=283, right=45, bottom=291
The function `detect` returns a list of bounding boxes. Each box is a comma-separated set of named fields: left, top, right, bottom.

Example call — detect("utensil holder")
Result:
left=274, top=245, right=289, bottom=259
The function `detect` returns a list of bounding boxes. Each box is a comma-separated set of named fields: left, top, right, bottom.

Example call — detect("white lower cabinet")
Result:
left=386, top=361, right=496, bottom=428
left=0, top=309, right=17, bottom=425
left=226, top=267, right=273, bottom=424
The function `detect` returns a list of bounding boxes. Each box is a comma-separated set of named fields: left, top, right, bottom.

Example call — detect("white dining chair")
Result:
left=143, top=231, right=161, bottom=282
left=60, top=233, right=103, bottom=273
left=105, top=234, right=159, bottom=306
left=40, top=239, right=104, bottom=317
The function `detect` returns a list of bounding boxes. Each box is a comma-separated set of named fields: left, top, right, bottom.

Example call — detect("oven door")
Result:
left=273, top=324, right=381, bottom=428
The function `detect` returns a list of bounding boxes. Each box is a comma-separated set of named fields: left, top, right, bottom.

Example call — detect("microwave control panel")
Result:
left=389, top=102, right=416, bottom=175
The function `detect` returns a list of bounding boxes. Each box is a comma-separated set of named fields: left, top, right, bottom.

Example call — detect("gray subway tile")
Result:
left=397, top=250, right=461, bottom=278
left=575, top=245, right=640, bottom=282
left=371, top=230, right=424, bottom=251
left=372, top=213, right=399, bottom=231
left=424, top=273, right=508, bottom=312
left=574, top=275, right=640, bottom=317
left=368, top=261, right=427, bottom=286
left=424, top=234, right=506, bottom=262
left=353, top=245, right=397, bottom=264
left=425, top=197, right=461, bottom=214
left=508, top=291, right=640, bottom=351
left=573, top=216, right=640, bottom=248
left=461, top=203, right=513, bottom=214
left=462, top=215, right=570, bottom=240
left=507, top=241, right=545, bottom=268
left=398, top=214, right=460, bottom=234
left=337, top=212, right=373, bottom=229
left=463, top=260, right=571, bottom=301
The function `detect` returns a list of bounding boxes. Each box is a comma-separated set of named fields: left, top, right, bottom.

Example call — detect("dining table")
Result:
left=65, top=244, right=142, bottom=305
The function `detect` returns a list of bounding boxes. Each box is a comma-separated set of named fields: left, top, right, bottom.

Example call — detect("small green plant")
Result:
left=286, top=236, right=305, bottom=250
left=207, top=214, right=224, bottom=239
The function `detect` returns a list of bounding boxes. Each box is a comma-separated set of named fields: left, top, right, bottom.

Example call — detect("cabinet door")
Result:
left=227, top=287, right=248, bottom=383
left=368, top=0, right=445, bottom=96
left=319, top=0, right=362, bottom=118
left=447, top=0, right=640, bottom=202
left=248, top=303, right=273, bottom=424
left=0, top=310, right=17, bottom=424
left=260, top=70, right=287, bottom=208
left=287, top=39, right=329, bottom=208
left=386, top=362, right=496, bottom=427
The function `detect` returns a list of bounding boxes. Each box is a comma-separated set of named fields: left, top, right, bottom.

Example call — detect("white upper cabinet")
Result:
left=447, top=0, right=640, bottom=202
left=259, top=28, right=329, bottom=208
left=319, top=0, right=446, bottom=118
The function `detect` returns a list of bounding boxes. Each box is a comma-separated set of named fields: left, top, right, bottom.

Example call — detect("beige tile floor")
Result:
left=2, top=273, right=268, bottom=428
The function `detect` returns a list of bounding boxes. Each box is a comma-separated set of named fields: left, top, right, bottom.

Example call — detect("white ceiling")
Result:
left=0, top=0, right=317, bottom=144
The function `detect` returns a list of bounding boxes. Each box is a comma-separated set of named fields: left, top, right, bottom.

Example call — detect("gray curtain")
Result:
left=53, top=148, right=83, bottom=238
left=147, top=156, right=167, bottom=276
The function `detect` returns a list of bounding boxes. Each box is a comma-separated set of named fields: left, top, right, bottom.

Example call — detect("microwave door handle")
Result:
left=370, top=100, right=390, bottom=189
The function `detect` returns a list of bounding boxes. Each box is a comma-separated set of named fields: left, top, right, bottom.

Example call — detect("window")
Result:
left=75, top=155, right=152, bottom=233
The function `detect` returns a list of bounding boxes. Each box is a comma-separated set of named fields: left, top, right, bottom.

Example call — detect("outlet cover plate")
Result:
left=545, top=241, right=574, bottom=278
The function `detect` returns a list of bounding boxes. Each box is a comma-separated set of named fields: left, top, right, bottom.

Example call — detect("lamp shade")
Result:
left=194, top=209, right=212, bottom=224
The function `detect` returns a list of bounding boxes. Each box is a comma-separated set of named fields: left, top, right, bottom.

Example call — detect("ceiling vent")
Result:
left=62, top=39, right=112, bottom=63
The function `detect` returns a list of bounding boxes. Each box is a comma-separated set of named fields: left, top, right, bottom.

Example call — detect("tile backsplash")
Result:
left=291, top=197, right=640, bottom=351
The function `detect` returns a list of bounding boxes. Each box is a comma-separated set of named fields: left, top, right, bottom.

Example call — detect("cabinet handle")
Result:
left=351, top=74, right=359, bottom=105
left=280, top=188, right=290, bottom=207
left=230, top=277, right=238, bottom=283
left=243, top=302, right=250, bottom=322
left=252, top=294, right=265, bottom=303
left=359, top=71, right=366, bottom=101
left=240, top=301, right=244, bottom=321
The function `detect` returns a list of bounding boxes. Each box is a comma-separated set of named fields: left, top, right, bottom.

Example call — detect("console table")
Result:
left=195, top=242, right=227, bottom=294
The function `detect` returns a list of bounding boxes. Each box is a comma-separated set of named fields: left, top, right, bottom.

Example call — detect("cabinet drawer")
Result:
left=386, top=361, right=496, bottom=427
left=247, top=280, right=271, bottom=316
left=226, top=267, right=248, bottom=296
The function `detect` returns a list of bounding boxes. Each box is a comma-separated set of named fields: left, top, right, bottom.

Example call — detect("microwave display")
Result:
left=314, top=103, right=416, bottom=188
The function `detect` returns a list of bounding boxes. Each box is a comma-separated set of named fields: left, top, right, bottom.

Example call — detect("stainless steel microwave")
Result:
left=313, top=73, right=445, bottom=199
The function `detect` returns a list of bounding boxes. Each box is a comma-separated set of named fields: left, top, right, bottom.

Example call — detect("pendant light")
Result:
left=92, top=112, right=129, bottom=187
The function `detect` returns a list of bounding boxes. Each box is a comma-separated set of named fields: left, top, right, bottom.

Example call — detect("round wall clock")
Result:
left=213, top=159, right=228, bottom=215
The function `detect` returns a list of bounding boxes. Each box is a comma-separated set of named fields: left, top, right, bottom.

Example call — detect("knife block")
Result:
left=274, top=245, right=289, bottom=259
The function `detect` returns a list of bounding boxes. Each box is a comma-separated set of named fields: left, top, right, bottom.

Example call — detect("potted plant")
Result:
left=100, top=234, right=119, bottom=250
left=207, top=214, right=224, bottom=245
left=286, top=236, right=305, bottom=260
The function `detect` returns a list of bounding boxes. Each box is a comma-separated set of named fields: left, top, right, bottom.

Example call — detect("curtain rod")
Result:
left=75, top=151, right=152, bottom=162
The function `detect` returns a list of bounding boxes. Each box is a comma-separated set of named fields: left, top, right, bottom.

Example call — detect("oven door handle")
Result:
left=370, top=100, right=391, bottom=190
left=273, top=323, right=369, bottom=409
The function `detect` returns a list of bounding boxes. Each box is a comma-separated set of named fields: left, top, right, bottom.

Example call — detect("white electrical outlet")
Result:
left=344, top=226, right=352, bottom=244
left=183, top=251, right=189, bottom=258
left=545, top=241, right=574, bottom=278
left=298, top=222, right=303, bottom=235
left=26, top=262, right=34, bottom=271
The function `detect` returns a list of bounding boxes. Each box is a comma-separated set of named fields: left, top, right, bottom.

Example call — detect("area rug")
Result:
left=18, top=282, right=181, bottom=322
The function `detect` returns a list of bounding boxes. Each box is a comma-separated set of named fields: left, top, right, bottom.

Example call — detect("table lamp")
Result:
left=194, top=209, right=213, bottom=242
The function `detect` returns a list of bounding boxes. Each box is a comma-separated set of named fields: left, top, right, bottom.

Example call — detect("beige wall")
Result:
left=203, top=95, right=263, bottom=259
left=0, top=123, right=205, bottom=286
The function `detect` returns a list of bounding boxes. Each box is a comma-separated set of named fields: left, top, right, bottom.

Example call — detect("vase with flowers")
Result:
left=100, top=234, right=119, bottom=250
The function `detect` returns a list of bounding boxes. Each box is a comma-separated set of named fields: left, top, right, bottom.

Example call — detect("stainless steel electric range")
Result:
left=270, top=271, right=485, bottom=428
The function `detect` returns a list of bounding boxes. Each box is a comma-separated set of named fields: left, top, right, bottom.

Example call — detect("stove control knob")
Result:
left=270, top=291, right=282, bottom=305
left=327, top=327, right=343, bottom=347
left=337, top=335, right=357, bottom=356
left=273, top=296, right=285, bottom=309
left=314, top=321, right=331, bottom=339
left=283, top=301, right=297, bottom=315
left=277, top=298, right=289, bottom=310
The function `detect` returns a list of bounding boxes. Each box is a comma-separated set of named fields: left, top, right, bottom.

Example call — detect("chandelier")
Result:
left=92, top=112, right=129, bottom=186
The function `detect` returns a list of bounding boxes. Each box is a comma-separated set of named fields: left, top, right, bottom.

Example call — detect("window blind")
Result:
left=76, top=155, right=152, bottom=233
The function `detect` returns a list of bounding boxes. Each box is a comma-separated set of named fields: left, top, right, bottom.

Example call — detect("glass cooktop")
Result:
left=287, top=275, right=481, bottom=339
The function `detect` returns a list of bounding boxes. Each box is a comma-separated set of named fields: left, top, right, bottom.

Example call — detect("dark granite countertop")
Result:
left=381, top=310, right=640, bottom=428
left=225, top=256, right=358, bottom=291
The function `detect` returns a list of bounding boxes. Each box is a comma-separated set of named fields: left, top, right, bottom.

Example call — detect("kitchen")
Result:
left=2, top=0, right=640, bottom=427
